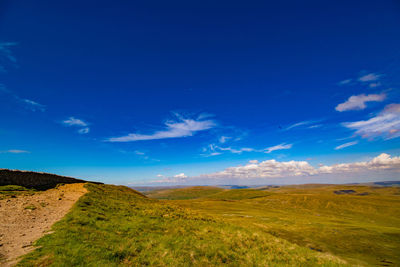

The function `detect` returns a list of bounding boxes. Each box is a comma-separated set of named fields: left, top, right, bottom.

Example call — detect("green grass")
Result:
left=0, top=185, right=36, bottom=199
left=144, top=186, right=225, bottom=200
left=170, top=185, right=400, bottom=266
left=18, top=184, right=344, bottom=266
left=204, top=188, right=272, bottom=200
left=24, top=205, right=37, bottom=210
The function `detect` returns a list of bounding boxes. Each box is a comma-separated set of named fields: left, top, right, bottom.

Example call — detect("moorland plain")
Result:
left=145, top=185, right=400, bottom=266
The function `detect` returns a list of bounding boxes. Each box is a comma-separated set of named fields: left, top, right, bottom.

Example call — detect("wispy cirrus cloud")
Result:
left=201, top=143, right=293, bottom=157
left=0, top=149, right=30, bottom=154
left=218, top=136, right=231, bottom=143
left=22, top=99, right=46, bottom=112
left=335, top=141, right=358, bottom=150
left=343, top=103, right=400, bottom=140
left=201, top=145, right=243, bottom=157
left=0, top=42, right=17, bottom=72
left=338, top=79, right=352, bottom=86
left=264, top=143, right=292, bottom=153
left=285, top=120, right=321, bottom=130
left=107, top=114, right=216, bottom=142
left=358, top=73, right=381, bottom=82
left=217, top=146, right=255, bottom=154
left=338, top=72, right=383, bottom=88
left=285, top=121, right=312, bottom=130
left=0, top=85, right=46, bottom=112
left=78, top=127, right=90, bottom=134
left=62, top=117, right=90, bottom=134
left=63, top=117, right=88, bottom=127
left=0, top=43, right=46, bottom=112
left=335, top=93, right=386, bottom=112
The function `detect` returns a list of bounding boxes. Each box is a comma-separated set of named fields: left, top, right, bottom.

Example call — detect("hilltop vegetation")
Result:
left=0, top=169, right=94, bottom=190
left=152, top=185, right=400, bottom=266
left=18, top=184, right=344, bottom=266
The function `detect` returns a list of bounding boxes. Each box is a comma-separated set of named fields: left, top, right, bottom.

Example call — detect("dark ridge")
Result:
left=0, top=169, right=102, bottom=190
left=373, top=181, right=400, bottom=186
left=333, top=189, right=356, bottom=195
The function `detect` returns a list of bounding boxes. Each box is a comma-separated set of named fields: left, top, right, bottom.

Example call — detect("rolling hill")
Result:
left=1, top=171, right=399, bottom=266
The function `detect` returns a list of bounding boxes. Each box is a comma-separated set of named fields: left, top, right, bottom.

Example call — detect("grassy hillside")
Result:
left=144, top=186, right=225, bottom=200
left=167, top=185, right=400, bottom=266
left=204, top=188, right=272, bottom=200
left=18, top=184, right=344, bottom=266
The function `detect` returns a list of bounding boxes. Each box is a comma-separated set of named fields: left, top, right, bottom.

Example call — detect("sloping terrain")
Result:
left=144, top=186, right=225, bottom=200
left=163, top=185, right=400, bottom=266
left=17, top=184, right=344, bottom=266
left=0, top=183, right=87, bottom=266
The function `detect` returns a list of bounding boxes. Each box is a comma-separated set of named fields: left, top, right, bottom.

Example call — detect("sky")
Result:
left=1, top=0, right=400, bottom=185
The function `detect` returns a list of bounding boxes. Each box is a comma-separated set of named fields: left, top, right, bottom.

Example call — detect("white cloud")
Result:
left=157, top=174, right=164, bottom=178
left=107, top=115, right=216, bottom=142
left=207, top=152, right=222, bottom=156
left=63, top=117, right=88, bottom=127
left=343, top=103, right=400, bottom=140
left=197, top=153, right=400, bottom=180
left=217, top=146, right=255, bottom=154
left=335, top=93, right=386, bottom=112
left=219, top=136, right=230, bottom=143
left=78, top=127, right=90, bottom=134
left=1, top=149, right=30, bottom=154
left=358, top=73, right=381, bottom=82
left=0, top=42, right=17, bottom=72
left=335, top=141, right=358, bottom=150
left=318, top=153, right=400, bottom=173
left=62, top=117, right=90, bottom=134
left=338, top=79, right=352, bottom=85
left=201, top=143, right=293, bottom=156
left=285, top=120, right=321, bottom=130
left=200, top=159, right=316, bottom=179
left=0, top=85, right=46, bottom=112
left=264, top=143, right=292, bottom=153
left=197, top=112, right=215, bottom=120
left=174, top=173, right=187, bottom=178
left=202, top=143, right=256, bottom=156
left=369, top=82, right=381, bottom=88
left=22, top=99, right=46, bottom=112
left=285, top=121, right=313, bottom=130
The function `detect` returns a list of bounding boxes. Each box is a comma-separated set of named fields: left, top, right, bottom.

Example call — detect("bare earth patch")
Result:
left=0, top=183, right=87, bottom=266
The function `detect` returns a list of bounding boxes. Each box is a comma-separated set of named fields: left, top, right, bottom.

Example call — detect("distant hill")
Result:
left=367, top=181, right=400, bottom=187
left=144, top=186, right=225, bottom=200
left=0, top=169, right=101, bottom=190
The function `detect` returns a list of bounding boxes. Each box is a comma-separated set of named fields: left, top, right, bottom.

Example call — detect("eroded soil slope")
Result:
left=0, top=183, right=87, bottom=266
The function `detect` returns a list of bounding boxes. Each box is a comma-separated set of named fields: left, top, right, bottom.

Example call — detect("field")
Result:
left=145, top=185, right=400, bottom=266
left=2, top=182, right=396, bottom=266
left=16, top=183, right=345, bottom=266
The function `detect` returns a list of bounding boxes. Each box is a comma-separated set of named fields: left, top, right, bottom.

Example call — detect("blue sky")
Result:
left=1, top=0, right=400, bottom=185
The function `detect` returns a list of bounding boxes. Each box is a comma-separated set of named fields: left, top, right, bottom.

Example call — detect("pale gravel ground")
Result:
left=0, top=183, right=87, bottom=266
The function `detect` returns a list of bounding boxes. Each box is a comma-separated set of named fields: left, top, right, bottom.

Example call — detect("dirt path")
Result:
left=0, top=183, right=87, bottom=266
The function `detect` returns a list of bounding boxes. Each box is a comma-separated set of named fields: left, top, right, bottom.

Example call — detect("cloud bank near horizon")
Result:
left=150, top=153, right=400, bottom=185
